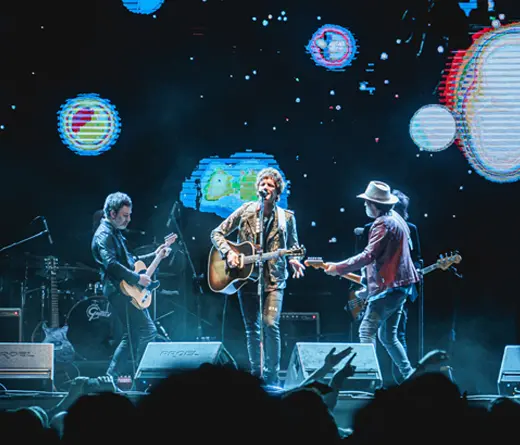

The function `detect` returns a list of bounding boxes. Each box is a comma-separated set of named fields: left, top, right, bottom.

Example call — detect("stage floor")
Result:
left=0, top=390, right=510, bottom=429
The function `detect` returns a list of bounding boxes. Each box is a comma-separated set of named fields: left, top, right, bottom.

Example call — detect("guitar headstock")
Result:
left=304, top=257, right=326, bottom=269
left=286, top=245, right=306, bottom=259
left=164, top=233, right=178, bottom=247
left=44, top=256, right=59, bottom=276
left=436, top=252, right=462, bottom=270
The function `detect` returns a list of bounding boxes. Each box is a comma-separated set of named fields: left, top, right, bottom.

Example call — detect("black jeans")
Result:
left=106, top=293, right=157, bottom=378
left=238, top=282, right=283, bottom=385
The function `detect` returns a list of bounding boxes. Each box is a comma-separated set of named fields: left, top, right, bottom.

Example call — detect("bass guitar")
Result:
left=208, top=240, right=306, bottom=295
left=120, top=233, right=177, bottom=310
left=306, top=252, right=462, bottom=320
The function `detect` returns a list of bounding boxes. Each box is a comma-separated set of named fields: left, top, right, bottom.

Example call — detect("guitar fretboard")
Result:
left=420, top=264, right=438, bottom=275
left=243, top=250, right=285, bottom=265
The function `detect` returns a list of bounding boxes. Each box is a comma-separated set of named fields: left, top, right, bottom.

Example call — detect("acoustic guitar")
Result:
left=208, top=240, right=306, bottom=295
left=120, top=233, right=177, bottom=310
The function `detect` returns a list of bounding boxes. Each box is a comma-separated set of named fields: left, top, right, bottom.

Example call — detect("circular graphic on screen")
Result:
left=306, top=24, right=358, bottom=71
left=122, top=0, right=164, bottom=15
left=57, top=94, right=122, bottom=156
left=409, top=104, right=457, bottom=152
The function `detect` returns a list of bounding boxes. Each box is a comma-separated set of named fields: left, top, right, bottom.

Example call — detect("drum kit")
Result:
left=13, top=253, right=125, bottom=362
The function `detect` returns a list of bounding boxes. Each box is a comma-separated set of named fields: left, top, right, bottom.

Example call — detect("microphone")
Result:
left=353, top=227, right=364, bottom=236
left=258, top=189, right=268, bottom=199
left=42, top=217, right=53, bottom=245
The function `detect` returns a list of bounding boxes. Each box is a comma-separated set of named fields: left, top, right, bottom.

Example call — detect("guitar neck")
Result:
left=243, top=250, right=287, bottom=265
left=145, top=255, right=164, bottom=277
left=50, top=272, right=59, bottom=328
left=419, top=264, right=438, bottom=275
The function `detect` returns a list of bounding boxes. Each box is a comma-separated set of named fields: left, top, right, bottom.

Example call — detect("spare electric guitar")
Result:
left=38, top=256, right=76, bottom=364
left=208, top=240, right=306, bottom=295
left=120, top=233, right=178, bottom=310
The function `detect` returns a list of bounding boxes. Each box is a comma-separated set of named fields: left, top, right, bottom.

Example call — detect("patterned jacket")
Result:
left=210, top=201, right=300, bottom=290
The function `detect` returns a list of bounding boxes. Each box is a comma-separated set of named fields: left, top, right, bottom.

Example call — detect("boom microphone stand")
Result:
left=167, top=202, right=207, bottom=340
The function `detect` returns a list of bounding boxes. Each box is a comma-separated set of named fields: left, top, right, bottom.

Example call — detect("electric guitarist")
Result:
left=91, top=192, right=175, bottom=384
left=210, top=168, right=305, bottom=386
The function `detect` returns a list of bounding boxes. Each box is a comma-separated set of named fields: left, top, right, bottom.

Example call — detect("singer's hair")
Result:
left=392, top=189, right=410, bottom=220
left=103, top=192, right=132, bottom=219
left=256, top=168, right=285, bottom=201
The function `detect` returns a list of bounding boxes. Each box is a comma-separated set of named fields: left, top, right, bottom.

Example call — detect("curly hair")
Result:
left=255, top=168, right=285, bottom=201
left=392, top=189, right=410, bottom=220
left=103, top=192, right=132, bottom=218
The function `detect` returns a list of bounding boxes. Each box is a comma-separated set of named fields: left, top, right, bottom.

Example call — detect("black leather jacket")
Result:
left=91, top=219, right=140, bottom=298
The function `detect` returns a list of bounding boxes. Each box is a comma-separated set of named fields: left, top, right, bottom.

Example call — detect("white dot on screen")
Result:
left=384, top=80, right=390, bottom=84
left=468, top=170, right=472, bottom=174
left=278, top=16, right=282, bottom=21
left=0, top=125, right=4, bottom=130
left=11, top=105, right=16, bottom=110
left=330, top=90, right=335, bottom=95
left=245, top=75, right=250, bottom=80
left=317, top=16, right=321, bottom=20
left=252, top=70, right=257, bottom=75
left=380, top=52, right=388, bottom=60
left=340, top=208, right=345, bottom=213
left=396, top=39, right=402, bottom=44
left=152, top=14, right=157, bottom=18
left=268, top=14, right=273, bottom=19
left=262, top=20, right=268, bottom=26
left=230, top=74, right=233, bottom=78
left=192, top=236, right=196, bottom=240
left=252, top=17, right=257, bottom=21
left=459, top=186, right=464, bottom=190
left=41, top=26, right=44, bottom=29
left=281, top=11, right=286, bottom=16
left=295, top=98, right=301, bottom=103
left=336, top=105, right=341, bottom=110
left=303, top=173, right=307, bottom=178
left=244, top=122, right=248, bottom=126
left=190, top=57, right=194, bottom=60
left=424, top=214, right=428, bottom=218
left=311, top=221, right=316, bottom=227
left=452, top=215, right=456, bottom=218
left=200, top=95, right=204, bottom=98
left=31, top=72, right=35, bottom=75
left=437, top=46, right=444, bottom=53
left=499, top=13, right=505, bottom=20
left=273, top=126, right=276, bottom=130
left=283, top=17, right=287, bottom=21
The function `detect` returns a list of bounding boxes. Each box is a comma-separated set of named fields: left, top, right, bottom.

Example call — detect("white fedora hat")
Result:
left=357, top=181, right=399, bottom=205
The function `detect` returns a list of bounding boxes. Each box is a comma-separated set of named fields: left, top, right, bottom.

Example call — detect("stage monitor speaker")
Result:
left=0, top=308, right=22, bottom=342
left=498, top=345, right=520, bottom=396
left=135, top=342, right=237, bottom=390
left=0, top=342, right=54, bottom=391
left=284, top=342, right=382, bottom=393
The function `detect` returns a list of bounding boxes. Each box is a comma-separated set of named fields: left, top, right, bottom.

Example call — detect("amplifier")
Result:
left=0, top=308, right=22, bottom=342
left=280, top=312, right=320, bottom=370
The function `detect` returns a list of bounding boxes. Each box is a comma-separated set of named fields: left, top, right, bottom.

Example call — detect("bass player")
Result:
left=210, top=168, right=305, bottom=386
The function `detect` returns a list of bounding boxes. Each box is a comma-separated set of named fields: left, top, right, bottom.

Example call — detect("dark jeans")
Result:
left=238, top=283, right=283, bottom=385
left=106, top=293, right=157, bottom=378
left=359, top=288, right=414, bottom=379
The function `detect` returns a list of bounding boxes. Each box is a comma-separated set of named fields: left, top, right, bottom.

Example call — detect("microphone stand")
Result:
left=257, top=196, right=266, bottom=380
left=0, top=230, right=50, bottom=254
left=168, top=204, right=206, bottom=340
left=417, top=259, right=425, bottom=361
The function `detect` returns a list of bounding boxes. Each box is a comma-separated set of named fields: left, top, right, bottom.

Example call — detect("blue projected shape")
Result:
left=122, top=0, right=164, bottom=15
left=57, top=93, right=121, bottom=156
left=306, top=24, right=358, bottom=71
left=181, top=152, right=290, bottom=218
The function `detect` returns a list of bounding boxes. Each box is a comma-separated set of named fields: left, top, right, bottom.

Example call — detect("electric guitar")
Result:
left=306, top=252, right=462, bottom=320
left=39, top=256, right=76, bottom=363
left=208, top=240, right=306, bottom=295
left=120, top=233, right=178, bottom=310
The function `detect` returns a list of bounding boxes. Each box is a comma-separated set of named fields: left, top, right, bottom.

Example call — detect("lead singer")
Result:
left=210, top=168, right=305, bottom=386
